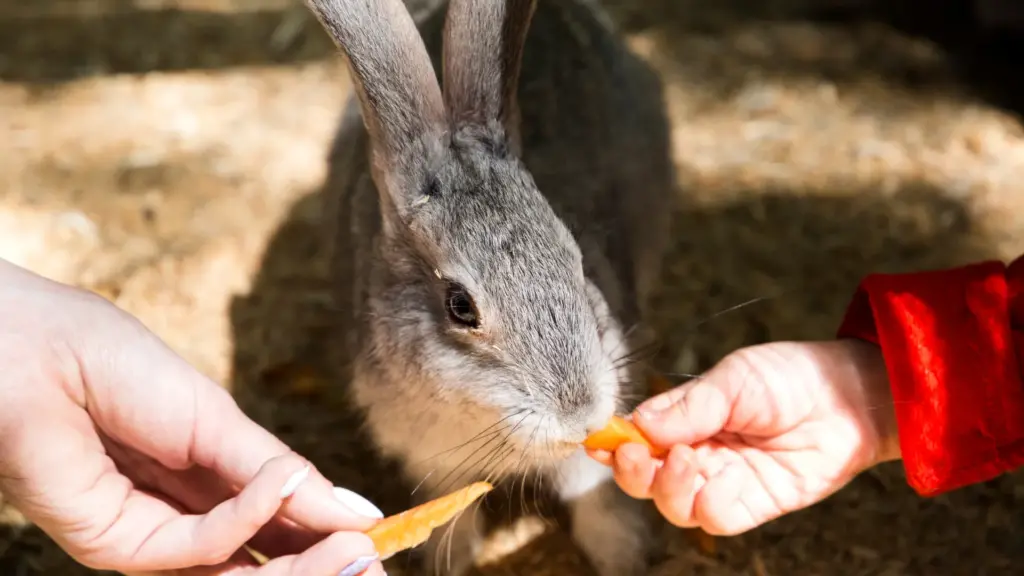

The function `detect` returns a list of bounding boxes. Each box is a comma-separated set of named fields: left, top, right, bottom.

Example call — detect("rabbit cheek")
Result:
left=586, top=282, right=636, bottom=416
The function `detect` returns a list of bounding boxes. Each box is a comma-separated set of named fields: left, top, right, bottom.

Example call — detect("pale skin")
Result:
left=589, top=339, right=902, bottom=535
left=0, top=258, right=386, bottom=576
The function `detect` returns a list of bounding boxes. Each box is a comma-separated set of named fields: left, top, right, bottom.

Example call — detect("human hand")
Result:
left=0, top=258, right=385, bottom=576
left=591, top=339, right=900, bottom=535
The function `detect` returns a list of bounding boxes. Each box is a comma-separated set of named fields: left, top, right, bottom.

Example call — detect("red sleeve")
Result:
left=836, top=254, right=1024, bottom=497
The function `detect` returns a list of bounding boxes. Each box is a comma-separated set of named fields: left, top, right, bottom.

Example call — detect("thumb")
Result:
left=632, top=355, right=751, bottom=447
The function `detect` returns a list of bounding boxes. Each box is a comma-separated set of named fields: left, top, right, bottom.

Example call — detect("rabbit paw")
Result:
left=557, top=451, right=652, bottom=576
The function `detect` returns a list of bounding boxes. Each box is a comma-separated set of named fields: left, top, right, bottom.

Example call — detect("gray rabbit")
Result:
left=306, top=0, right=675, bottom=573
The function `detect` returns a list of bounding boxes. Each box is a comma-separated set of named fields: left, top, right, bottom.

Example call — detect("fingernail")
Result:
left=338, top=554, right=379, bottom=576
left=334, top=487, right=384, bottom=519
left=638, top=393, right=674, bottom=417
left=279, top=465, right=311, bottom=499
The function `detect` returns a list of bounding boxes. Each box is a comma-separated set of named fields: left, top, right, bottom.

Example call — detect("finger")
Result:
left=650, top=445, right=702, bottom=529
left=611, top=443, right=658, bottom=500
left=191, top=387, right=384, bottom=533
left=126, top=547, right=263, bottom=576
left=82, top=453, right=314, bottom=571
left=108, top=445, right=325, bottom=559
left=250, top=532, right=380, bottom=576
left=632, top=358, right=744, bottom=446
left=83, top=321, right=383, bottom=534
left=691, top=462, right=758, bottom=536
left=585, top=449, right=613, bottom=467
left=134, top=536, right=384, bottom=576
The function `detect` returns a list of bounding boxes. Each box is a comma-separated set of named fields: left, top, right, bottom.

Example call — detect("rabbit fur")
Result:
left=307, top=0, right=675, bottom=573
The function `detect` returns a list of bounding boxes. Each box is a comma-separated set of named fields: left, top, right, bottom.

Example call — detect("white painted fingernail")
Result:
left=280, top=465, right=311, bottom=499
left=338, top=554, right=379, bottom=576
left=333, top=486, right=384, bottom=519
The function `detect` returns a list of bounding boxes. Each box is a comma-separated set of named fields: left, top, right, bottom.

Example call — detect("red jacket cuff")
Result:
left=836, top=256, right=1024, bottom=497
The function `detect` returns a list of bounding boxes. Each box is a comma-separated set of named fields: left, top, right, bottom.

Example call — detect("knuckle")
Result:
left=233, top=495, right=274, bottom=533
left=715, top=348, right=775, bottom=399
left=718, top=349, right=761, bottom=384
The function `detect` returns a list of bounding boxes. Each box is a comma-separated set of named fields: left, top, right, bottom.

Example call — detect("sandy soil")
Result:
left=1, top=0, right=1023, bottom=574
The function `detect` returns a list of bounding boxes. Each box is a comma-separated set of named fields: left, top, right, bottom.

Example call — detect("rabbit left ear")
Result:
left=441, top=0, right=538, bottom=154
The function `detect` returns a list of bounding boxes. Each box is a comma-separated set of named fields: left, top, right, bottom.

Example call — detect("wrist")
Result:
left=839, top=339, right=901, bottom=465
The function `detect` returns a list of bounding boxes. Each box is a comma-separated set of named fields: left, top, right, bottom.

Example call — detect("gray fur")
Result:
left=309, top=0, right=674, bottom=573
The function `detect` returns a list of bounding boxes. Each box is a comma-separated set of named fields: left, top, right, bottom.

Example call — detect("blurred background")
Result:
left=1, top=0, right=1023, bottom=574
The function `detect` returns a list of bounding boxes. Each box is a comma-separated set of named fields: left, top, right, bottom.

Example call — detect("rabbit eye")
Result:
left=444, top=282, right=480, bottom=329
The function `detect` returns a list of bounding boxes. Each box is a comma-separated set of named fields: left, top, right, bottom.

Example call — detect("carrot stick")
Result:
left=582, top=415, right=668, bottom=458
left=366, top=481, right=494, bottom=560
left=248, top=481, right=494, bottom=565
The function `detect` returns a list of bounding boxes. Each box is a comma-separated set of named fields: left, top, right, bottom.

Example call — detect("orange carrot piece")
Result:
left=248, top=482, right=494, bottom=566
left=366, top=481, right=494, bottom=560
left=582, top=415, right=668, bottom=457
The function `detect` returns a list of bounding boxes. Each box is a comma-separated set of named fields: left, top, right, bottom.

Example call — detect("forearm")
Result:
left=836, top=254, right=1024, bottom=496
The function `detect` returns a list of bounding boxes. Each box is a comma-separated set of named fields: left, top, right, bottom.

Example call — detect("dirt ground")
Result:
left=1, top=0, right=1023, bottom=575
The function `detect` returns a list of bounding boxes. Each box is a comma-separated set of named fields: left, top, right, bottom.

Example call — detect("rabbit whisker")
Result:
left=410, top=419, right=521, bottom=497
left=657, top=371, right=706, bottom=381
left=417, top=428, right=506, bottom=498
left=533, top=467, right=551, bottom=525
left=606, top=321, right=643, bottom=360
left=483, top=445, right=518, bottom=488
left=432, top=434, right=506, bottom=498
left=611, top=340, right=663, bottom=371
left=610, top=339, right=659, bottom=366
left=511, top=417, right=542, bottom=516
left=436, top=412, right=530, bottom=496
left=410, top=409, right=527, bottom=467
left=684, top=294, right=779, bottom=332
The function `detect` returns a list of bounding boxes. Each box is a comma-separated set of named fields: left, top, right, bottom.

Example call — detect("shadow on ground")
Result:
left=4, top=0, right=1024, bottom=119
left=0, top=6, right=337, bottom=81
left=223, top=172, right=1020, bottom=575
left=602, top=0, right=1024, bottom=119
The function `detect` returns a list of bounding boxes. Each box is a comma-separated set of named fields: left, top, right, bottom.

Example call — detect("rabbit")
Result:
left=306, top=0, right=675, bottom=573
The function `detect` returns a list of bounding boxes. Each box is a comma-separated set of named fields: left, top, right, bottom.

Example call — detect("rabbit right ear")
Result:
left=305, top=0, right=446, bottom=213
left=441, top=0, right=537, bottom=154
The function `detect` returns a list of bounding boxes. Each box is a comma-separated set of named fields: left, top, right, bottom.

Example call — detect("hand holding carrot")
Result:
left=587, top=340, right=900, bottom=535
left=0, top=258, right=385, bottom=576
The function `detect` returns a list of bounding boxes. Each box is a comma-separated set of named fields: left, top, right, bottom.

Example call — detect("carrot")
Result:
left=582, top=415, right=668, bottom=458
left=366, top=481, right=494, bottom=560
left=248, top=481, right=494, bottom=565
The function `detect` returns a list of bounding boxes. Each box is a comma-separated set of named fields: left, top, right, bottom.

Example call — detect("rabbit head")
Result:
left=308, top=0, right=631, bottom=464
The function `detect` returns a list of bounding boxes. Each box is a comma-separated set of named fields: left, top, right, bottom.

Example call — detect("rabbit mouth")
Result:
left=527, top=440, right=585, bottom=462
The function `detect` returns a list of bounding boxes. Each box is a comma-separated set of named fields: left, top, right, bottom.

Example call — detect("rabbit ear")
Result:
left=305, top=0, right=446, bottom=196
left=441, top=0, right=538, bottom=153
